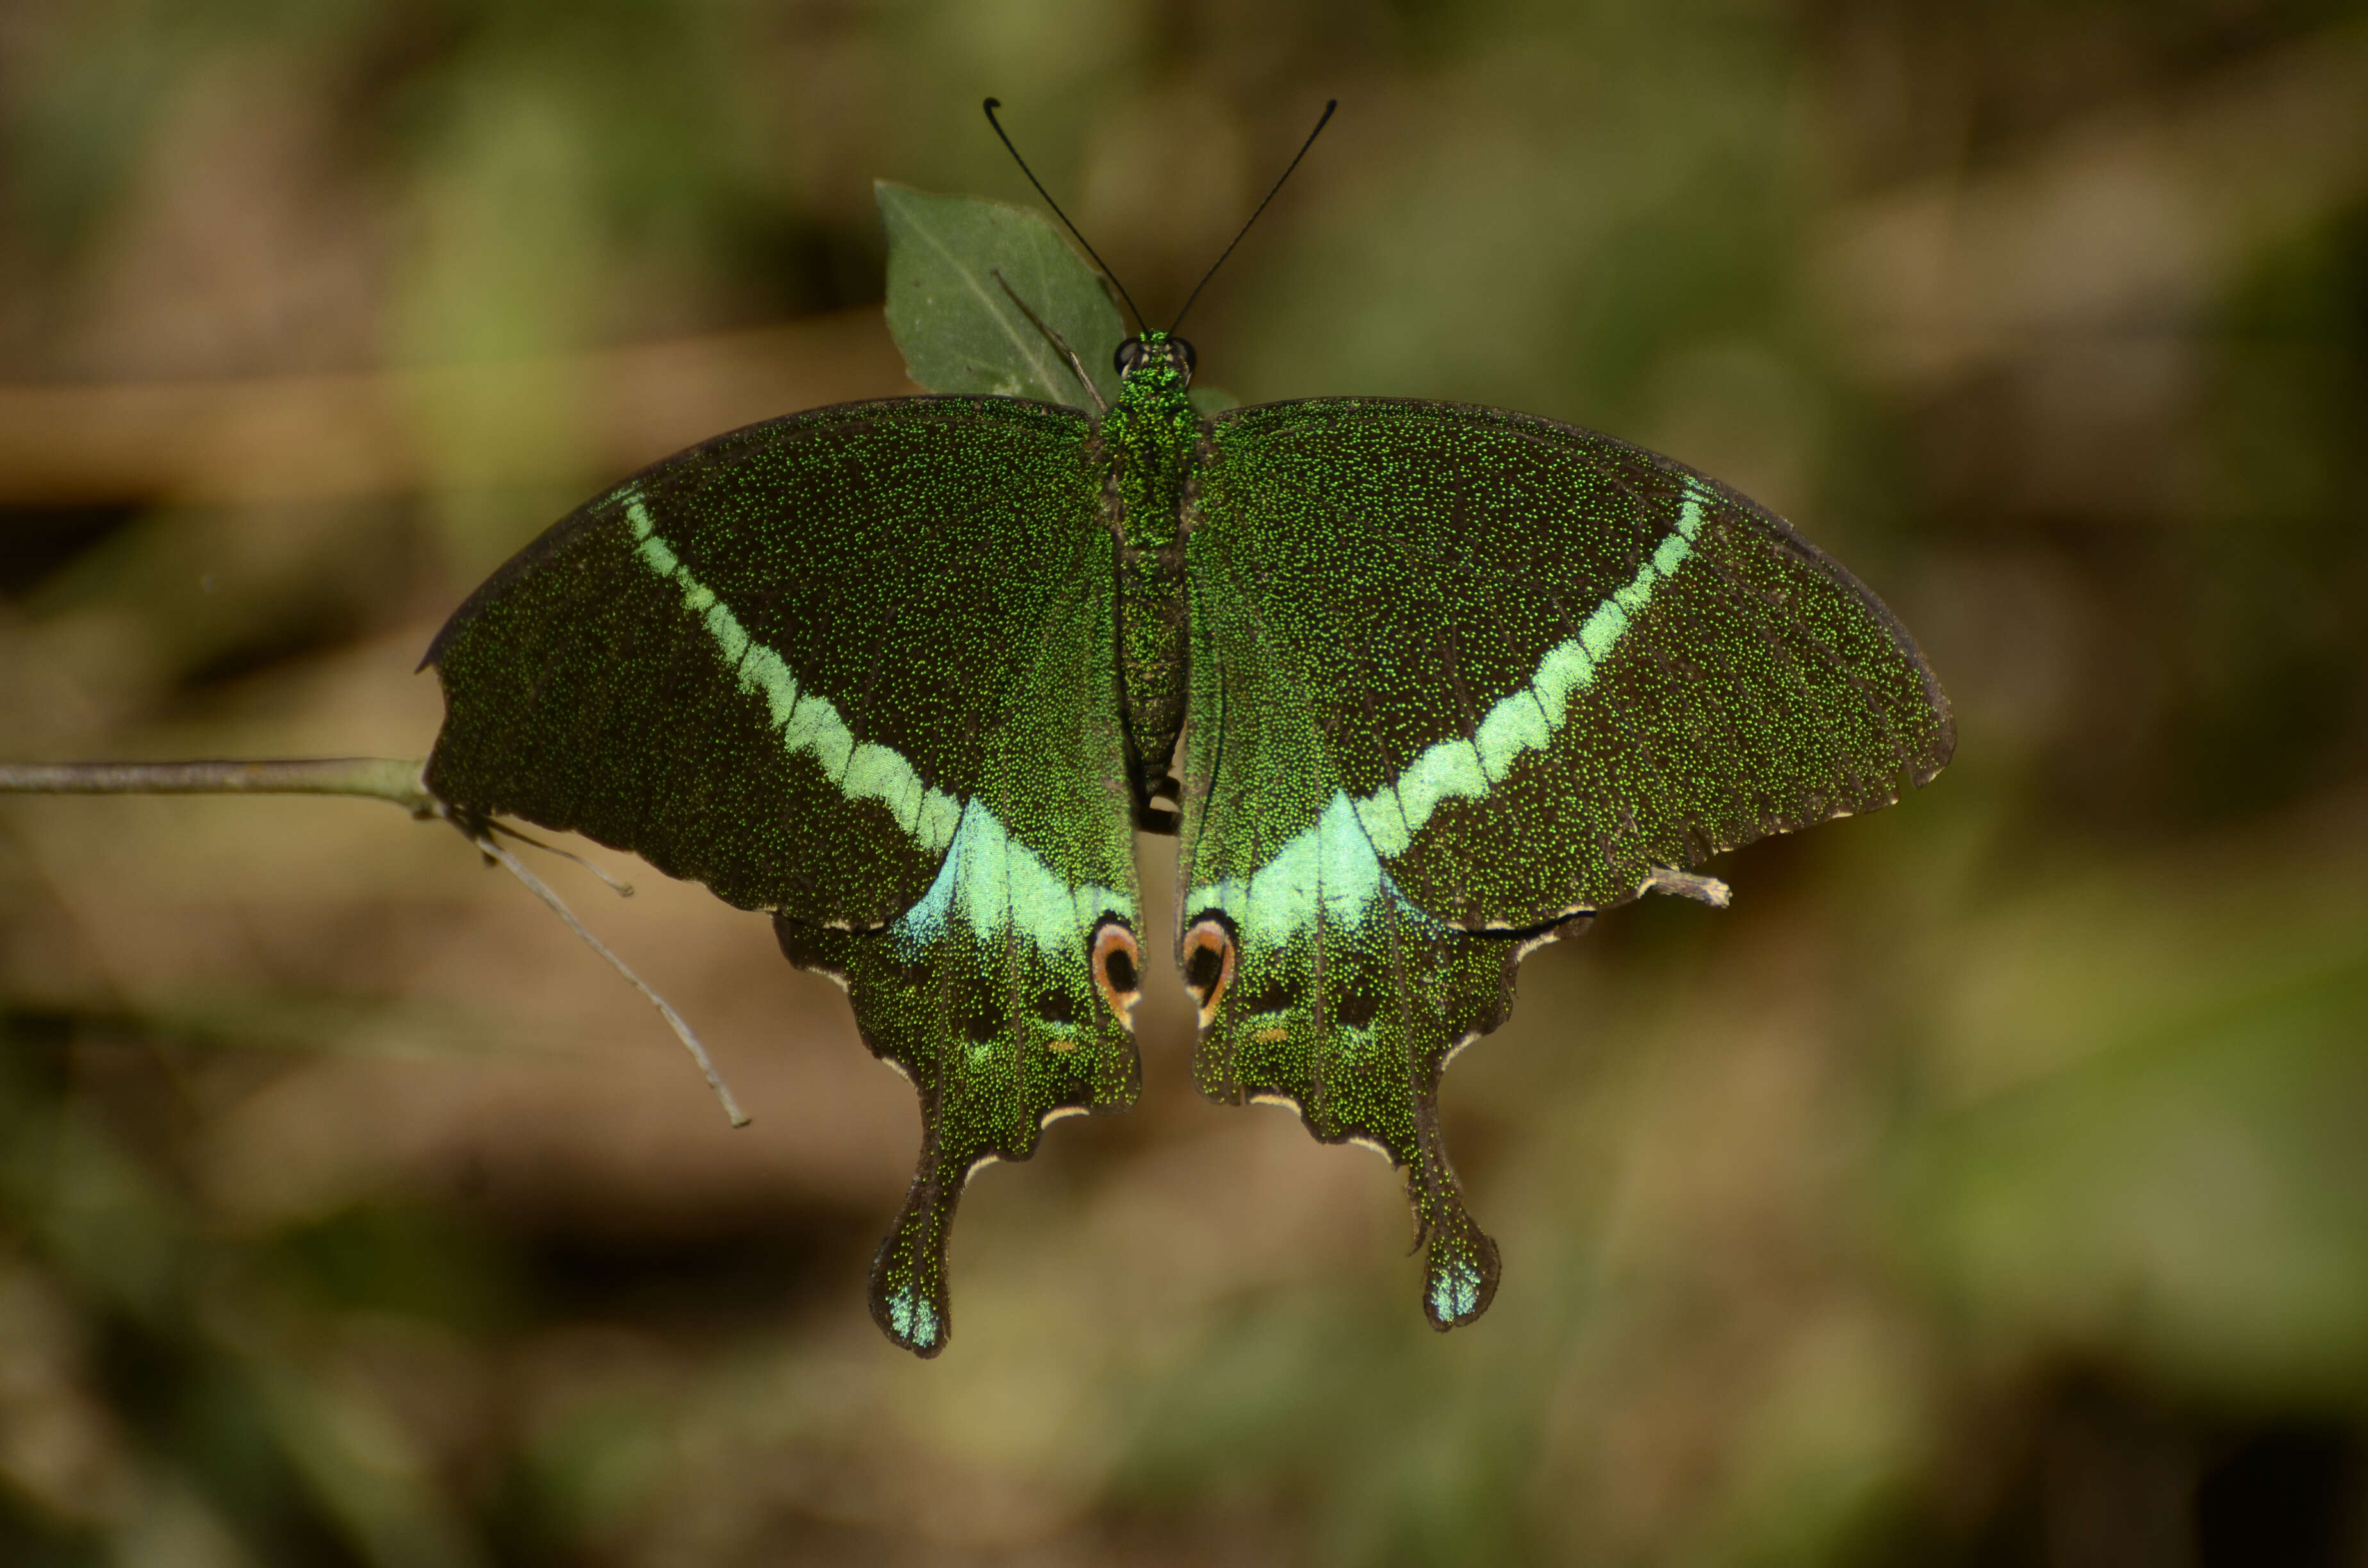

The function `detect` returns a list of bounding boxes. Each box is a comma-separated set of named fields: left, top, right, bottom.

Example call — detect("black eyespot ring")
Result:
left=1090, top=917, right=1142, bottom=1031
left=1181, top=913, right=1237, bottom=1028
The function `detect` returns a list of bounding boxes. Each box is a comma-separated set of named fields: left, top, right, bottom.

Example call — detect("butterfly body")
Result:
left=1105, top=332, right=1201, bottom=829
left=425, top=216, right=1951, bottom=1358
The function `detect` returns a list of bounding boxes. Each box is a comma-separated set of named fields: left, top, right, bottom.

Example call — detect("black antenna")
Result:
left=983, top=98, right=1146, bottom=332
left=1169, top=99, right=1336, bottom=335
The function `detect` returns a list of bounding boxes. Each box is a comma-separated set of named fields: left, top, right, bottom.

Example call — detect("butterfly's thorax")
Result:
left=1099, top=335, right=1200, bottom=831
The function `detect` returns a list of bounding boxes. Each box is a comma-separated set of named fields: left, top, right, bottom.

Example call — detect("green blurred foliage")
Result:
left=3, top=0, right=2367, bottom=1563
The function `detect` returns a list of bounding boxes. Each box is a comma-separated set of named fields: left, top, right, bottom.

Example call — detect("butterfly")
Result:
left=421, top=104, right=1953, bottom=1357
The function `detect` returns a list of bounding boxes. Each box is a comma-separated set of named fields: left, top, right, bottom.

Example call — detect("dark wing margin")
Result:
left=423, top=394, right=1103, bottom=928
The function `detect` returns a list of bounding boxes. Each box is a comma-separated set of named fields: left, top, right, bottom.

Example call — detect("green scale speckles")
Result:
left=423, top=199, right=1953, bottom=1357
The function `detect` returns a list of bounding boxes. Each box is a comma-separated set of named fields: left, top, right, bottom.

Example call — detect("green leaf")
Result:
left=1188, top=386, right=1240, bottom=416
left=876, top=181, right=1124, bottom=409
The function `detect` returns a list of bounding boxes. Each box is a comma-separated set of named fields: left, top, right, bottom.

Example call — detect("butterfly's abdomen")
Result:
left=1115, top=536, right=1186, bottom=830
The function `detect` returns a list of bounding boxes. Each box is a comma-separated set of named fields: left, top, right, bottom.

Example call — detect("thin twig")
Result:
left=0, top=757, right=435, bottom=812
left=471, top=834, right=751, bottom=1128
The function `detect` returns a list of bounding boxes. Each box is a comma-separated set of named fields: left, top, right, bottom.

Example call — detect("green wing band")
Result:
left=620, top=498, right=965, bottom=857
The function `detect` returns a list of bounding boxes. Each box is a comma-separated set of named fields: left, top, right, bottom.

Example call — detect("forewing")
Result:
left=1191, top=396, right=1952, bottom=929
left=427, top=395, right=1101, bottom=926
left=1176, top=396, right=1952, bottom=1331
left=426, top=394, right=1142, bottom=1357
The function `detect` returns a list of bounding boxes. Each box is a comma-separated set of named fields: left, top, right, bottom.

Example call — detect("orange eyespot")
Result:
left=1181, top=915, right=1237, bottom=1028
left=1090, top=919, right=1141, bottom=1029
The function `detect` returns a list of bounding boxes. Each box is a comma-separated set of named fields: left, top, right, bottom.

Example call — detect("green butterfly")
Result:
left=423, top=107, right=1953, bottom=1357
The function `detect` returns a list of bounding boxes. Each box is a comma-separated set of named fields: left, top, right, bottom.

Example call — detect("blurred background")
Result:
left=2, top=0, right=2365, bottom=1562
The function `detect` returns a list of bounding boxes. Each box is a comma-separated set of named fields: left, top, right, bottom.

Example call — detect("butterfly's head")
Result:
left=1114, top=330, right=1194, bottom=388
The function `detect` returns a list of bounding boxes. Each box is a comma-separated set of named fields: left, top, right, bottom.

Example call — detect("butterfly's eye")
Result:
left=1172, top=338, right=1196, bottom=377
left=1090, top=918, right=1142, bottom=1028
left=1181, top=915, right=1237, bottom=1027
left=1114, top=339, right=1146, bottom=376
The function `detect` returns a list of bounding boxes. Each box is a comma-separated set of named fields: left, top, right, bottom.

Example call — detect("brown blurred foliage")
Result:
left=3, top=1, right=2367, bottom=1563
